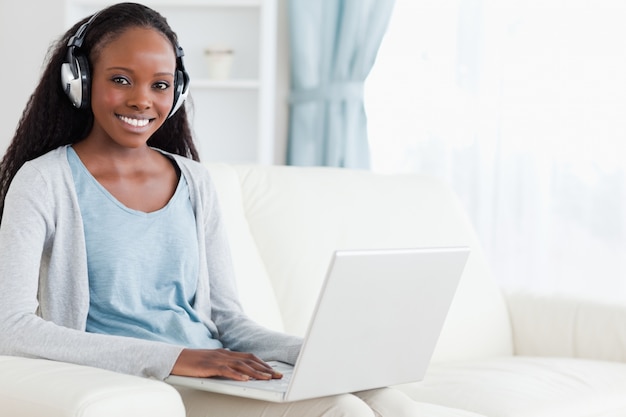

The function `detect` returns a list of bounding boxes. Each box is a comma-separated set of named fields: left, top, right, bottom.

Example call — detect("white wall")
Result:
left=0, top=0, right=64, bottom=153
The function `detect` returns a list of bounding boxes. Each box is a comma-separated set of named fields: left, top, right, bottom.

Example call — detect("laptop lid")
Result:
left=284, top=246, right=469, bottom=401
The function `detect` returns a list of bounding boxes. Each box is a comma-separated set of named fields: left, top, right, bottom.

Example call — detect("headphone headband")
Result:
left=60, top=10, right=190, bottom=117
left=67, top=11, right=100, bottom=49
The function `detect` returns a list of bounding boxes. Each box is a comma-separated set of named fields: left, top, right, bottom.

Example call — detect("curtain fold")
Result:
left=287, top=0, right=395, bottom=168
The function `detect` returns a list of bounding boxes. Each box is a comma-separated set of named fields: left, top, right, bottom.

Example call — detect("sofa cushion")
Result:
left=0, top=356, right=185, bottom=417
left=410, top=402, right=487, bottom=417
left=230, top=165, right=513, bottom=362
left=395, top=356, right=626, bottom=417
left=507, top=292, right=626, bottom=362
left=205, top=164, right=284, bottom=331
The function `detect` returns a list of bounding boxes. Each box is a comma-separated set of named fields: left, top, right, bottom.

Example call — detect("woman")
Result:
left=0, top=3, right=422, bottom=416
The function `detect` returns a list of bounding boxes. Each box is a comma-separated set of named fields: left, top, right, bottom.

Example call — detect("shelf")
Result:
left=190, top=79, right=260, bottom=90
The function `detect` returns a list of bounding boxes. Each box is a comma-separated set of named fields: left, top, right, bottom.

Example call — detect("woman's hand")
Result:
left=171, top=348, right=283, bottom=381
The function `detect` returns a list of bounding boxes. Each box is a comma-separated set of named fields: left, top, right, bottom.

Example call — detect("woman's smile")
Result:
left=116, top=114, right=154, bottom=129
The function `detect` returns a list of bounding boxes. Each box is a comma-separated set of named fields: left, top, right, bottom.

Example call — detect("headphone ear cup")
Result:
left=60, top=50, right=91, bottom=109
left=168, top=68, right=189, bottom=118
left=75, top=53, right=91, bottom=109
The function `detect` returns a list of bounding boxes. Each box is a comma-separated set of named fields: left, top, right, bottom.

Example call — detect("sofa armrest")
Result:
left=0, top=356, right=185, bottom=417
left=505, top=292, right=626, bottom=363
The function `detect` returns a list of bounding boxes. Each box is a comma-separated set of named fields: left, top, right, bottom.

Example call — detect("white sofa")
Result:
left=2, top=163, right=626, bottom=417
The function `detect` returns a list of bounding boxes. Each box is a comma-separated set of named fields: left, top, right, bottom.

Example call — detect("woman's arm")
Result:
left=0, top=160, right=183, bottom=380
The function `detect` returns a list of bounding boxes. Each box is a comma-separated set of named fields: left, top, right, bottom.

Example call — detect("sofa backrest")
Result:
left=207, top=163, right=514, bottom=362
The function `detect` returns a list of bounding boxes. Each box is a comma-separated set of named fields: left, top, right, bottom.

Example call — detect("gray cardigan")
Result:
left=0, top=146, right=301, bottom=380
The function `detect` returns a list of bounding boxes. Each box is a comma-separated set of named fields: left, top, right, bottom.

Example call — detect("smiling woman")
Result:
left=0, top=3, right=425, bottom=417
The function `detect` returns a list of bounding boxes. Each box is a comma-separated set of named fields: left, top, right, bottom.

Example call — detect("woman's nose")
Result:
left=127, top=86, right=152, bottom=110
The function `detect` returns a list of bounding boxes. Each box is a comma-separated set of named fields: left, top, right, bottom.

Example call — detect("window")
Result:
left=365, top=0, right=626, bottom=300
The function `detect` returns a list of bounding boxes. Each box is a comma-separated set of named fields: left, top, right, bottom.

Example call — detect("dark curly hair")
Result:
left=0, top=2, right=199, bottom=217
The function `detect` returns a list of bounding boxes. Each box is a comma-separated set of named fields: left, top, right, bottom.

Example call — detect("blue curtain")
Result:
left=287, top=0, right=396, bottom=168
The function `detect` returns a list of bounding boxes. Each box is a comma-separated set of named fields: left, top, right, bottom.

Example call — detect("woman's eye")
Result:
left=153, top=82, right=170, bottom=91
left=112, top=77, right=130, bottom=85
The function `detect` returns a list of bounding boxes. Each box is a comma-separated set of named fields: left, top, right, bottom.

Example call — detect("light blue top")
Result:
left=0, top=145, right=302, bottom=379
left=67, top=147, right=222, bottom=349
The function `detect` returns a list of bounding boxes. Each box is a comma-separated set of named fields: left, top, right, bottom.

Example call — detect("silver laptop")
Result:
left=165, top=246, right=470, bottom=402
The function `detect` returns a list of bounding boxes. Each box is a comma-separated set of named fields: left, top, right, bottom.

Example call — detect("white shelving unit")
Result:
left=65, top=0, right=277, bottom=164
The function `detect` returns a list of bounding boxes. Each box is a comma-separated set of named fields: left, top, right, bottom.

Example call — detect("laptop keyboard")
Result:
left=242, top=361, right=293, bottom=392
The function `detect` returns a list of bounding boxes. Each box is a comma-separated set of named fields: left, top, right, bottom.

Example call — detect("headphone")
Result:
left=60, top=11, right=190, bottom=118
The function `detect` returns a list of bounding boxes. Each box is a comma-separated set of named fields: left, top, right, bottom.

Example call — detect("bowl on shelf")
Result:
left=203, top=46, right=234, bottom=80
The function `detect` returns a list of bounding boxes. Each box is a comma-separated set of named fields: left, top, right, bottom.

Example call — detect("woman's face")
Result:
left=87, top=26, right=176, bottom=150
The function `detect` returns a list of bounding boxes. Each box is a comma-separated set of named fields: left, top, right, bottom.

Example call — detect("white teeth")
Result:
left=118, top=115, right=150, bottom=127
